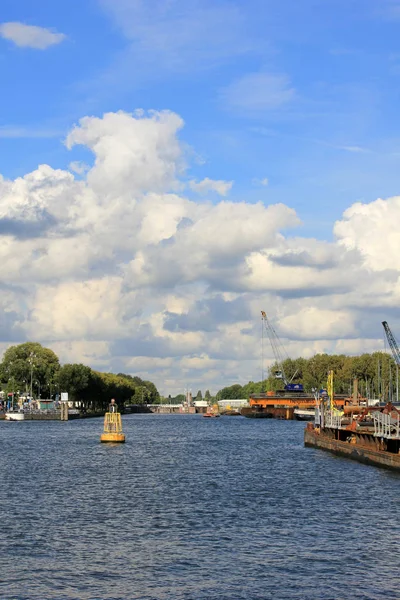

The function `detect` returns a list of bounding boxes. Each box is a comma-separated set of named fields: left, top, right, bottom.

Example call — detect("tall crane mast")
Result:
left=382, top=321, right=400, bottom=366
left=261, top=311, right=302, bottom=390
left=261, top=311, right=288, bottom=385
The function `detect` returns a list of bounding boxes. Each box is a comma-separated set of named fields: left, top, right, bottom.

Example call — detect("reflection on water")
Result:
left=1, top=414, right=399, bottom=599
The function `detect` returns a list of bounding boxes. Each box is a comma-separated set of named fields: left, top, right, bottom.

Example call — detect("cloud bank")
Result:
left=1, top=109, right=398, bottom=394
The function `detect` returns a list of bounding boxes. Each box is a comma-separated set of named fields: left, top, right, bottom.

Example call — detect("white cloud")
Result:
left=339, top=145, right=369, bottom=153
left=98, top=0, right=260, bottom=71
left=0, top=108, right=399, bottom=394
left=252, top=177, right=269, bottom=187
left=334, top=195, right=400, bottom=271
left=220, top=72, right=295, bottom=113
left=0, top=22, right=66, bottom=49
left=189, top=178, right=233, bottom=196
left=0, top=126, right=61, bottom=138
left=68, top=161, right=89, bottom=175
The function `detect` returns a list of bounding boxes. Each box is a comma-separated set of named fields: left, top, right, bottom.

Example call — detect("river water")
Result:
left=1, top=414, right=399, bottom=600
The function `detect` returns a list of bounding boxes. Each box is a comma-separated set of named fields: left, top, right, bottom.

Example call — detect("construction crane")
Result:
left=261, top=311, right=303, bottom=391
left=382, top=321, right=400, bottom=366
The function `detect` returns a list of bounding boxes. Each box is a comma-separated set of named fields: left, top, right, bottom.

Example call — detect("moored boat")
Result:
left=304, top=370, right=400, bottom=471
left=5, top=410, right=25, bottom=421
left=203, top=405, right=220, bottom=418
left=294, top=408, right=315, bottom=421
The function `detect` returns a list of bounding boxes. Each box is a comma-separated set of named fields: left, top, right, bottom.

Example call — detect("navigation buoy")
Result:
left=100, top=400, right=125, bottom=443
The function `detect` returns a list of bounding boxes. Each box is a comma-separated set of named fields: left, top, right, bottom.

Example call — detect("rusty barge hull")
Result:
left=241, top=406, right=295, bottom=419
left=304, top=427, right=400, bottom=471
left=243, top=392, right=349, bottom=420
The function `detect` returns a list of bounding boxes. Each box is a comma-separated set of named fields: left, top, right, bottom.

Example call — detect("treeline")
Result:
left=216, top=352, right=398, bottom=400
left=0, top=342, right=159, bottom=411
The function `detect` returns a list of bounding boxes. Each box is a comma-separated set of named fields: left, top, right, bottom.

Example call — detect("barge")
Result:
left=304, top=401, right=400, bottom=471
left=241, top=390, right=348, bottom=420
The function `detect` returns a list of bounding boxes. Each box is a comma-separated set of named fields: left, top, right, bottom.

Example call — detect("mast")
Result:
left=382, top=321, right=400, bottom=366
left=261, top=313, right=264, bottom=390
left=327, top=370, right=334, bottom=411
left=261, top=311, right=288, bottom=386
left=382, top=321, right=400, bottom=404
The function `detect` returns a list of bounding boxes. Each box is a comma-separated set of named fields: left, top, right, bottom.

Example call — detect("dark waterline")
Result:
left=1, top=414, right=399, bottom=600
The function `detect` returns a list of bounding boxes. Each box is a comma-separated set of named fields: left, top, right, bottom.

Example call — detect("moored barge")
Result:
left=241, top=389, right=348, bottom=420
left=305, top=402, right=400, bottom=471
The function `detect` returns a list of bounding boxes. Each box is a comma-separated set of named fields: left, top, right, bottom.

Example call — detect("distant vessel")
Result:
left=5, top=409, right=24, bottom=421
left=293, top=408, right=315, bottom=421
left=203, top=405, right=220, bottom=418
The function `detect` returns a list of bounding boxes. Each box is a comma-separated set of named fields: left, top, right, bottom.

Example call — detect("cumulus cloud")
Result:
left=189, top=178, right=233, bottom=196
left=0, top=108, right=399, bottom=394
left=0, top=22, right=66, bottom=49
left=334, top=195, right=400, bottom=271
left=69, top=161, right=89, bottom=175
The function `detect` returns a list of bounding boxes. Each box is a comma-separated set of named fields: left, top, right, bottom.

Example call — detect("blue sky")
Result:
left=2, top=0, right=400, bottom=237
left=1, top=1, right=400, bottom=393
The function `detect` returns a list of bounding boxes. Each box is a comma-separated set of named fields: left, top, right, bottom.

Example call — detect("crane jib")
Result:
left=382, top=321, right=400, bottom=366
left=261, top=311, right=303, bottom=391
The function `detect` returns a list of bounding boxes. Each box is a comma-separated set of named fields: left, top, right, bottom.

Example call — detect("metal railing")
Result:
left=372, top=411, right=400, bottom=439
left=324, top=411, right=343, bottom=429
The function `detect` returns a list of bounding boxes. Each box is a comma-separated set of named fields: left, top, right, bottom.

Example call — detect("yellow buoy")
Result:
left=100, top=411, right=125, bottom=443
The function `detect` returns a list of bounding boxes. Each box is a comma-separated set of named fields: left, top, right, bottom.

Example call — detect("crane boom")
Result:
left=382, top=321, right=400, bottom=366
left=261, top=311, right=288, bottom=384
left=261, top=311, right=302, bottom=390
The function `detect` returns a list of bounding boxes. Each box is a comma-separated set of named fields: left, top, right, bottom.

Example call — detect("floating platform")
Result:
left=243, top=392, right=351, bottom=420
left=304, top=423, right=400, bottom=471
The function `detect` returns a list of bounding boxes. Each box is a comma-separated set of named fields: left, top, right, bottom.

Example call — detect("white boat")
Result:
left=5, top=410, right=25, bottom=421
left=294, top=408, right=315, bottom=421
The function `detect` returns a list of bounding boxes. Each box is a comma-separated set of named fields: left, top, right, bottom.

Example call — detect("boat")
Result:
left=305, top=402, right=400, bottom=471
left=304, top=370, right=400, bottom=471
left=293, top=408, right=315, bottom=421
left=203, top=406, right=220, bottom=418
left=5, top=409, right=25, bottom=421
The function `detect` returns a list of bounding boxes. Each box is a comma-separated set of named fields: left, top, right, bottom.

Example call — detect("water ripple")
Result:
left=0, top=415, right=399, bottom=599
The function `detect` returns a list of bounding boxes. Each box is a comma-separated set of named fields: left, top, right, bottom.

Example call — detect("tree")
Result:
left=218, top=384, right=244, bottom=400
left=195, top=390, right=203, bottom=401
left=216, top=351, right=398, bottom=401
left=0, top=342, right=60, bottom=398
left=204, top=390, right=211, bottom=403
left=57, top=364, right=92, bottom=406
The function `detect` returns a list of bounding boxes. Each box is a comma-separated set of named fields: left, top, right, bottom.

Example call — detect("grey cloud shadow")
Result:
left=0, top=211, right=57, bottom=239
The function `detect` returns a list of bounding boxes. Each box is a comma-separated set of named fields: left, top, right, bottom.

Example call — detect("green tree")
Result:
left=0, top=342, right=60, bottom=398
left=57, top=364, right=92, bottom=406
left=204, top=390, right=211, bottom=403
left=171, top=394, right=185, bottom=403
left=217, top=384, right=244, bottom=400
left=195, top=390, right=203, bottom=401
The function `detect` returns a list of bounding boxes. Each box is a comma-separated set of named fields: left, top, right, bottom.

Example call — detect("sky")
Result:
left=1, top=0, right=400, bottom=395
